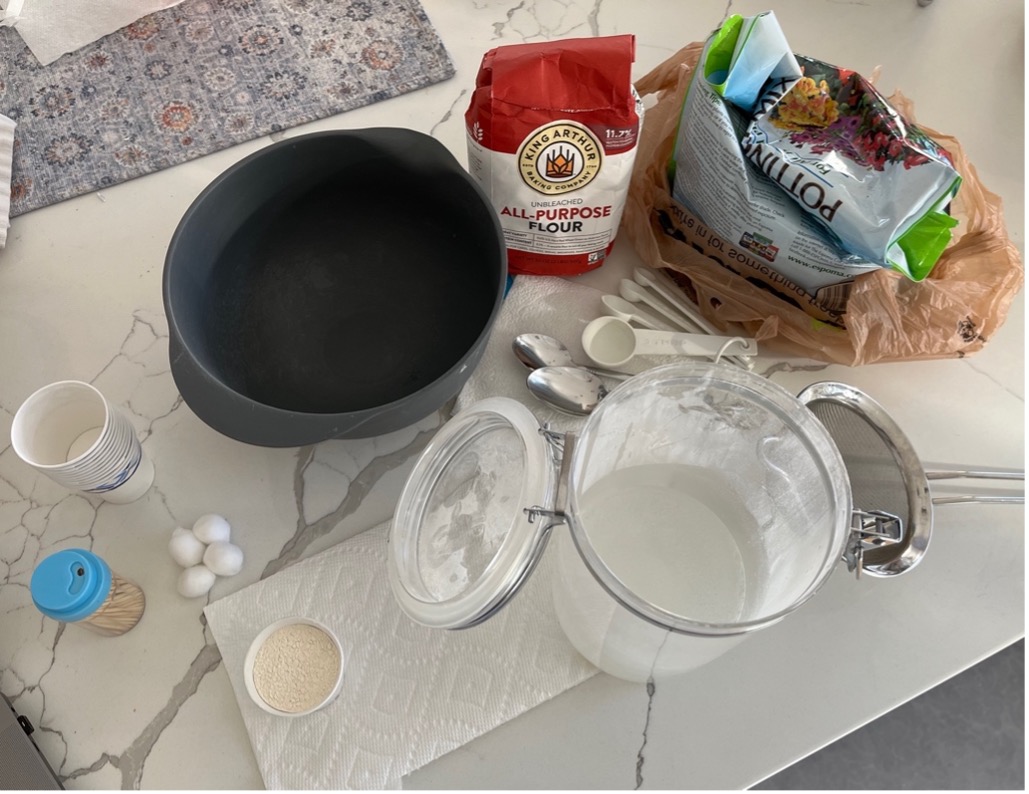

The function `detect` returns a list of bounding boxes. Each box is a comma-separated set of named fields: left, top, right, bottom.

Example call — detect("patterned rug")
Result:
left=0, top=0, right=454, bottom=216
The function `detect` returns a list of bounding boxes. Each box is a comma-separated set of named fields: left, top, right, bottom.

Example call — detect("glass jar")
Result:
left=30, top=549, right=145, bottom=636
left=387, top=362, right=856, bottom=681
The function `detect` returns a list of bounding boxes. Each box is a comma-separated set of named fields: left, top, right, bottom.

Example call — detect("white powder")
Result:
left=577, top=463, right=758, bottom=622
left=252, top=623, right=342, bottom=713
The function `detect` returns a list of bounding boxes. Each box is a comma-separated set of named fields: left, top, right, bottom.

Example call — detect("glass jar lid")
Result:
left=387, top=397, right=558, bottom=629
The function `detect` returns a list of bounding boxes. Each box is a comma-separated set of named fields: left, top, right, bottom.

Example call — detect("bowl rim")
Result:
left=162, top=127, right=507, bottom=427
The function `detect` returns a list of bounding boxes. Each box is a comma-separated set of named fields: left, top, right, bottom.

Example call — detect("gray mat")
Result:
left=0, top=0, right=454, bottom=216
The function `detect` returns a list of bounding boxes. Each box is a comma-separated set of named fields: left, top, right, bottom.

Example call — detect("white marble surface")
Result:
left=0, top=0, right=1023, bottom=789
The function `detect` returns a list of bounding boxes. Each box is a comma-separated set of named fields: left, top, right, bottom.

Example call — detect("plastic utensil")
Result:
left=629, top=269, right=755, bottom=370
left=633, top=267, right=717, bottom=334
left=512, top=333, right=630, bottom=380
left=600, top=294, right=676, bottom=331
left=581, top=316, right=757, bottom=368
left=618, top=279, right=701, bottom=333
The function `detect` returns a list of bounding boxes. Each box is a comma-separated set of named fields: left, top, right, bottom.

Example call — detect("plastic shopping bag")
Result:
left=622, top=42, right=1023, bottom=365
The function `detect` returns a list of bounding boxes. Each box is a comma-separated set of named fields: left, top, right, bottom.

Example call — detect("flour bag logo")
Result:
left=518, top=122, right=603, bottom=194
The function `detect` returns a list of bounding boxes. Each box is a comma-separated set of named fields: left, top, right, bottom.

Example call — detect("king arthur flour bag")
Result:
left=465, top=35, right=643, bottom=276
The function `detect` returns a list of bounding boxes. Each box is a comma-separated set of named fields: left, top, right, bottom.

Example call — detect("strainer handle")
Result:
left=924, top=468, right=1024, bottom=482
left=932, top=494, right=1025, bottom=505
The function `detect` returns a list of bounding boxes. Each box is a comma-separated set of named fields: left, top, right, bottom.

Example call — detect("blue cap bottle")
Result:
left=30, top=549, right=144, bottom=635
left=31, top=550, right=145, bottom=636
left=31, top=549, right=112, bottom=625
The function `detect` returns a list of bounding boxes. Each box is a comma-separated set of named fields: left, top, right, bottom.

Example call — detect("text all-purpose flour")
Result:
left=465, top=35, right=643, bottom=276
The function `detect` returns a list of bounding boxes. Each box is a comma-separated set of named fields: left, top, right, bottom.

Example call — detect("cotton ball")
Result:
left=193, top=513, right=231, bottom=544
left=203, top=541, right=244, bottom=577
left=169, top=527, right=206, bottom=568
left=177, top=565, right=216, bottom=598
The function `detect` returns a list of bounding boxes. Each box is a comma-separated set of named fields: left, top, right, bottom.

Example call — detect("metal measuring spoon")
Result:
left=526, top=366, right=608, bottom=416
left=512, top=333, right=630, bottom=380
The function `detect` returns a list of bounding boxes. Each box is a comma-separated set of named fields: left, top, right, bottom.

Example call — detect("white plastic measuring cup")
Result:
left=619, top=275, right=755, bottom=370
left=581, top=316, right=757, bottom=368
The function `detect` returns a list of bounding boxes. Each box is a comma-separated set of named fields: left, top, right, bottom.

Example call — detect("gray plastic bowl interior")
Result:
left=163, top=128, right=506, bottom=447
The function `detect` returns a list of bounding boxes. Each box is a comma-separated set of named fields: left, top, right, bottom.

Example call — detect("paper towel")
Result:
left=455, top=275, right=658, bottom=432
left=204, top=522, right=598, bottom=790
left=4, top=0, right=184, bottom=66
left=0, top=114, right=14, bottom=248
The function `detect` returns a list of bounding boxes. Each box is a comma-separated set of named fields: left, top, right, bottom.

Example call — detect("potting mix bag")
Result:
left=668, top=11, right=960, bottom=321
left=465, top=35, right=643, bottom=276
left=622, top=39, right=1022, bottom=365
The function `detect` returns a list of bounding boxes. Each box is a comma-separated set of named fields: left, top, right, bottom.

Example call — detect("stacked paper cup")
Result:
left=11, top=381, right=154, bottom=503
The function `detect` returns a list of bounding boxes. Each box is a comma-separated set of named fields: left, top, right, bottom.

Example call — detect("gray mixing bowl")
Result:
left=163, top=128, right=506, bottom=447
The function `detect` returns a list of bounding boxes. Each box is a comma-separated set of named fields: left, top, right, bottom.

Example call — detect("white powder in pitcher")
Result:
left=252, top=623, right=342, bottom=713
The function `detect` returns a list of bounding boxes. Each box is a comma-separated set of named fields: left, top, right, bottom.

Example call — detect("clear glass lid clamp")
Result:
left=522, top=426, right=576, bottom=529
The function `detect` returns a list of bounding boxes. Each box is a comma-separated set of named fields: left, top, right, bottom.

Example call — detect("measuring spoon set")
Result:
left=588, top=266, right=760, bottom=371
left=512, top=267, right=759, bottom=415
left=608, top=267, right=757, bottom=369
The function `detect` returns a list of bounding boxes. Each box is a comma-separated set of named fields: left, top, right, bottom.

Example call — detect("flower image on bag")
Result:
left=772, top=76, right=839, bottom=130
left=744, top=54, right=962, bottom=281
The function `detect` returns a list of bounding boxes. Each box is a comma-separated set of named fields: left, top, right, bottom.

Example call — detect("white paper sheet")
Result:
left=5, top=0, right=184, bottom=65
left=0, top=114, right=13, bottom=248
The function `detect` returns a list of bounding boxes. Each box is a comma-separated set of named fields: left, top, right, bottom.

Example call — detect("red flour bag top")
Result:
left=465, top=35, right=642, bottom=276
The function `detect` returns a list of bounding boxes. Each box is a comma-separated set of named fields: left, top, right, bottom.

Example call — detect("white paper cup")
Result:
left=11, top=381, right=155, bottom=503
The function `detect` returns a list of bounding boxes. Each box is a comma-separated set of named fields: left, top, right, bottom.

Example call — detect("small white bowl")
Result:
left=243, top=617, right=345, bottom=717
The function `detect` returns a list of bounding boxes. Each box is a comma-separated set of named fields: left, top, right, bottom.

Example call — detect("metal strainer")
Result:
left=798, top=382, right=1024, bottom=578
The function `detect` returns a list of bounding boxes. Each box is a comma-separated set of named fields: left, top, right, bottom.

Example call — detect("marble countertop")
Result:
left=0, top=0, right=1023, bottom=789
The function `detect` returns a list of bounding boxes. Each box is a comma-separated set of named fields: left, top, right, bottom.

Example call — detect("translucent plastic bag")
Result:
left=622, top=43, right=1023, bottom=366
